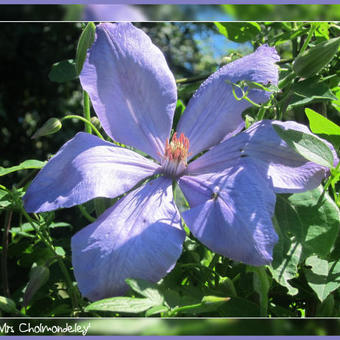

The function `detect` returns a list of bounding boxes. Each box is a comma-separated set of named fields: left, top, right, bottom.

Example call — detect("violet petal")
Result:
left=72, top=177, right=185, bottom=301
left=80, top=23, right=177, bottom=161
left=177, top=45, right=280, bottom=159
left=23, top=132, right=159, bottom=213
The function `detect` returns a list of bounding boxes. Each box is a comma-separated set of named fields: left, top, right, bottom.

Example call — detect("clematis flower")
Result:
left=23, top=23, right=336, bottom=301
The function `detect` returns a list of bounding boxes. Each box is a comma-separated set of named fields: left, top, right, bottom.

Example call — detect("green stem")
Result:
left=83, top=91, right=92, bottom=134
left=61, top=115, right=104, bottom=139
left=298, top=23, right=317, bottom=56
left=2, top=211, right=12, bottom=297
left=78, top=205, right=96, bottom=223
left=176, top=74, right=211, bottom=84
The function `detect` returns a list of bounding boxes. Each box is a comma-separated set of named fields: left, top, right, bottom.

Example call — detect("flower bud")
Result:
left=293, top=37, right=340, bottom=78
left=31, top=118, right=62, bottom=139
left=90, top=116, right=101, bottom=130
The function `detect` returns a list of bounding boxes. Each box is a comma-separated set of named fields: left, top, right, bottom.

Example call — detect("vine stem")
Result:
left=1, top=210, right=12, bottom=297
left=83, top=91, right=92, bottom=134
left=298, top=23, right=317, bottom=56
left=61, top=115, right=104, bottom=139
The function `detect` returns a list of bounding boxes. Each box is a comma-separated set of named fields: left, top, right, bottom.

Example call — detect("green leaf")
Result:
left=0, top=160, right=46, bottom=177
left=125, top=278, right=164, bottom=305
left=293, top=36, right=340, bottom=78
left=273, top=124, right=334, bottom=168
left=316, top=294, right=334, bottom=316
left=217, top=296, right=260, bottom=316
left=24, top=264, right=50, bottom=306
left=271, top=187, right=340, bottom=294
left=215, top=22, right=261, bottom=43
left=75, top=22, right=96, bottom=76
left=287, top=78, right=338, bottom=110
left=48, top=59, right=77, bottom=83
left=145, top=305, right=169, bottom=317
left=0, top=189, right=11, bottom=209
left=305, top=108, right=340, bottom=135
left=0, top=296, right=18, bottom=314
left=269, top=220, right=302, bottom=296
left=85, top=297, right=155, bottom=314
left=304, top=256, right=340, bottom=302
left=247, top=266, right=270, bottom=316
left=305, top=108, right=340, bottom=149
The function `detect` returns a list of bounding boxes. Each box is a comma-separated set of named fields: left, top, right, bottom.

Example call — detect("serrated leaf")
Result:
left=85, top=297, right=155, bottom=314
left=273, top=124, right=334, bottom=168
left=75, top=22, right=96, bottom=75
left=48, top=59, right=77, bottom=83
left=304, top=256, right=340, bottom=302
left=271, top=187, right=340, bottom=295
left=0, top=160, right=46, bottom=177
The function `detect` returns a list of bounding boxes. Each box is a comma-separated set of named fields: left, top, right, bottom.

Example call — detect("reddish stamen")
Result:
left=161, top=132, right=190, bottom=177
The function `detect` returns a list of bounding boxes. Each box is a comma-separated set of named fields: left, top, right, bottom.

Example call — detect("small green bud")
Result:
left=31, top=118, right=62, bottom=139
left=201, top=295, right=230, bottom=305
left=90, top=116, right=101, bottom=130
left=293, top=37, right=340, bottom=78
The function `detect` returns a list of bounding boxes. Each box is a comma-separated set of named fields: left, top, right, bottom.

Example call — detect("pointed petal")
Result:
left=72, top=177, right=185, bottom=301
left=23, top=132, right=159, bottom=213
left=244, top=120, right=338, bottom=193
left=179, top=162, right=278, bottom=266
left=188, top=120, right=336, bottom=193
left=80, top=23, right=177, bottom=161
left=177, top=45, right=279, bottom=159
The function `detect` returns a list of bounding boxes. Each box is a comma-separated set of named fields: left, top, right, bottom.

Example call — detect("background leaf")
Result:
left=48, top=59, right=77, bottom=83
left=215, top=22, right=261, bottom=42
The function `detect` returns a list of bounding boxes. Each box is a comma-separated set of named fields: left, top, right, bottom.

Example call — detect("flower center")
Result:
left=161, top=132, right=190, bottom=178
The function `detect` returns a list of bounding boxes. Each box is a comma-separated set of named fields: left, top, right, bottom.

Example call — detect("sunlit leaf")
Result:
left=0, top=160, right=46, bottom=177
left=125, top=278, right=164, bottom=305
left=215, top=22, right=261, bottom=43
left=304, top=256, right=340, bottom=302
left=85, top=297, right=155, bottom=314
left=273, top=124, right=334, bottom=168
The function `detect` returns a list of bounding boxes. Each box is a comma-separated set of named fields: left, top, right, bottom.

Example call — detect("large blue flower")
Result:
left=23, top=23, right=336, bottom=301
